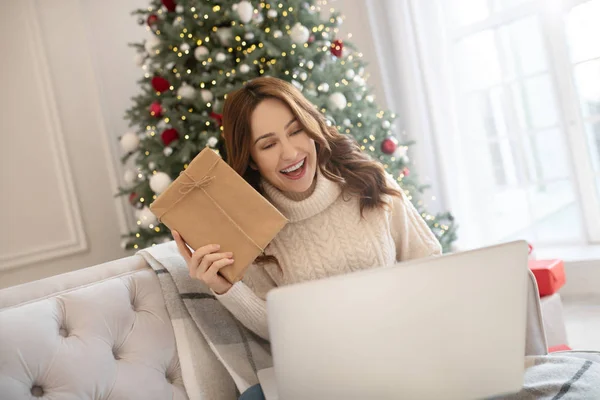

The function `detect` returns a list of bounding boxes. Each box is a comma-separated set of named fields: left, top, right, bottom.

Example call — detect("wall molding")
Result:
left=0, top=0, right=88, bottom=272
left=78, top=0, right=136, bottom=236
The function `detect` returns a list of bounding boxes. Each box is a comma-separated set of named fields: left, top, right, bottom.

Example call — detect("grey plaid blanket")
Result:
left=492, top=355, right=600, bottom=400
left=137, top=242, right=272, bottom=400
left=139, top=243, right=600, bottom=400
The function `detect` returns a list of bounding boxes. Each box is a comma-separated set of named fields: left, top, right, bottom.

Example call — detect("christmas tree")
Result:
left=117, top=0, right=457, bottom=252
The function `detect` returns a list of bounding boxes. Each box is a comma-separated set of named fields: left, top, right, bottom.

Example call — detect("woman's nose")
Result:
left=280, top=139, right=298, bottom=161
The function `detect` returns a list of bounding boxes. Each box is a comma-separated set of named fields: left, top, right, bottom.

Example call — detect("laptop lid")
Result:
left=266, top=241, right=529, bottom=400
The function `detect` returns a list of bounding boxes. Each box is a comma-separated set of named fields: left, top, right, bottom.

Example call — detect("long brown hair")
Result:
left=222, top=77, right=401, bottom=267
left=222, top=76, right=401, bottom=212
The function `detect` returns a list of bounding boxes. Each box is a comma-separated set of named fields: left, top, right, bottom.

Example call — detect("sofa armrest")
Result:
left=526, top=269, right=549, bottom=356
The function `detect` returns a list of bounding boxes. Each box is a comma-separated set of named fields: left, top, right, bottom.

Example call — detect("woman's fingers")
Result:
left=204, top=257, right=235, bottom=282
left=197, top=251, right=233, bottom=275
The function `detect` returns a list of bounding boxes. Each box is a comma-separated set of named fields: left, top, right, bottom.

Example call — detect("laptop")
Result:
left=259, top=240, right=529, bottom=400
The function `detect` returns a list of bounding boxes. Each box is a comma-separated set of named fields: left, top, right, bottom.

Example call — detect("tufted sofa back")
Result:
left=0, top=255, right=189, bottom=400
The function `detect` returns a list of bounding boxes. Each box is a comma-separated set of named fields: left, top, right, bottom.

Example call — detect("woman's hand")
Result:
left=172, top=230, right=234, bottom=295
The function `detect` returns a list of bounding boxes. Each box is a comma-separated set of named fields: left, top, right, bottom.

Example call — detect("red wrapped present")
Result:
left=549, top=344, right=572, bottom=353
left=528, top=259, right=566, bottom=297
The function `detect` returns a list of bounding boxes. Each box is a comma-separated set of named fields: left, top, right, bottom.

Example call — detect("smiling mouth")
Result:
left=279, top=158, right=307, bottom=179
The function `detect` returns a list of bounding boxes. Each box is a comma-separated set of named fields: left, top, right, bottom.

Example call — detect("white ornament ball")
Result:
left=149, top=172, right=172, bottom=194
left=180, top=43, right=190, bottom=52
left=291, top=80, right=303, bottom=91
left=239, top=64, right=250, bottom=74
left=200, top=89, right=213, bottom=103
left=148, top=161, right=156, bottom=170
left=215, top=52, right=227, bottom=62
left=355, top=76, right=366, bottom=86
left=136, top=207, right=158, bottom=228
left=345, top=69, right=356, bottom=80
left=134, top=53, right=146, bottom=66
left=290, top=23, right=310, bottom=44
left=273, top=30, right=283, bottom=38
left=177, top=84, right=196, bottom=100
left=156, top=120, right=167, bottom=131
left=306, top=60, right=314, bottom=69
left=237, top=1, right=254, bottom=23
left=326, top=119, right=333, bottom=127
left=120, top=132, right=140, bottom=153
left=245, top=32, right=255, bottom=40
left=328, top=92, right=347, bottom=110
left=317, top=82, right=329, bottom=92
left=299, top=72, right=308, bottom=81
left=267, top=9, right=278, bottom=18
left=175, top=5, right=184, bottom=13
left=322, top=32, right=329, bottom=40
left=393, top=146, right=408, bottom=159
left=144, top=36, right=161, bottom=54
left=382, top=120, right=391, bottom=129
left=232, top=3, right=239, bottom=11
left=207, top=136, right=219, bottom=148
left=194, top=46, right=209, bottom=60
left=366, top=94, right=374, bottom=103
left=163, top=147, right=173, bottom=157
left=123, top=169, right=137, bottom=185
left=165, top=61, right=175, bottom=70
left=253, top=12, right=264, bottom=23
left=343, top=118, right=351, bottom=127
left=216, top=27, right=233, bottom=45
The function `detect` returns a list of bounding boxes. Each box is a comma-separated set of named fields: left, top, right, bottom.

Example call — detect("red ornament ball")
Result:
left=161, top=0, right=176, bottom=12
left=147, top=14, right=159, bottom=27
left=161, top=128, right=179, bottom=146
left=308, top=35, right=315, bottom=43
left=150, top=102, right=163, bottom=118
left=330, top=39, right=344, bottom=57
left=151, top=76, right=170, bottom=93
left=402, top=167, right=410, bottom=177
left=381, top=137, right=398, bottom=155
left=128, top=192, right=138, bottom=205
left=210, top=111, right=223, bottom=127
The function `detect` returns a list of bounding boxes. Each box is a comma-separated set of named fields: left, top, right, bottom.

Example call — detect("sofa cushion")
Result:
left=0, top=265, right=187, bottom=400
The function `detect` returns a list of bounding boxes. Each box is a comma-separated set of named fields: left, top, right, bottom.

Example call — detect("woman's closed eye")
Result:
left=290, top=128, right=303, bottom=136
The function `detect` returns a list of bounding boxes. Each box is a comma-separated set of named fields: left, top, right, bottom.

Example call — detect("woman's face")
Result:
left=249, top=98, right=317, bottom=195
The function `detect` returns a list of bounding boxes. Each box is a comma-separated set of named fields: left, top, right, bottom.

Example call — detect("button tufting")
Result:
left=31, top=385, right=44, bottom=397
left=112, top=349, right=121, bottom=360
left=59, top=327, right=68, bottom=337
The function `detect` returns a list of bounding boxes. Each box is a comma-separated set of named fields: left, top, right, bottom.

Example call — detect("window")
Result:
left=410, top=0, right=600, bottom=248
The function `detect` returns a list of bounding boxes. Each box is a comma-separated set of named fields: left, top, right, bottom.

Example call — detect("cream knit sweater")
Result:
left=215, top=170, right=442, bottom=340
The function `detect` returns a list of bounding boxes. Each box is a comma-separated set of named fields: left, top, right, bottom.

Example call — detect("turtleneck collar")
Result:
left=260, top=168, right=342, bottom=223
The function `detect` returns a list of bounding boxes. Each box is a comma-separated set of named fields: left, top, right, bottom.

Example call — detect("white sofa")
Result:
left=0, top=244, right=594, bottom=399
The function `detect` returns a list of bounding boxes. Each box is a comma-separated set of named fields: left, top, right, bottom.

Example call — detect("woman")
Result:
left=173, top=76, right=442, bottom=399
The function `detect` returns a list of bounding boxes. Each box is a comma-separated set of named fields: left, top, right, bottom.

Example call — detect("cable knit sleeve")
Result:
left=213, top=263, right=276, bottom=341
left=387, top=176, right=442, bottom=261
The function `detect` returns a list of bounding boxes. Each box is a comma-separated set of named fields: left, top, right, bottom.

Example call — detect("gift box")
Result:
left=528, top=259, right=566, bottom=297
left=150, top=147, right=288, bottom=284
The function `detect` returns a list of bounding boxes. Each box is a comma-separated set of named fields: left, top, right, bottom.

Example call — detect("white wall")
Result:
left=1, top=0, right=140, bottom=288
